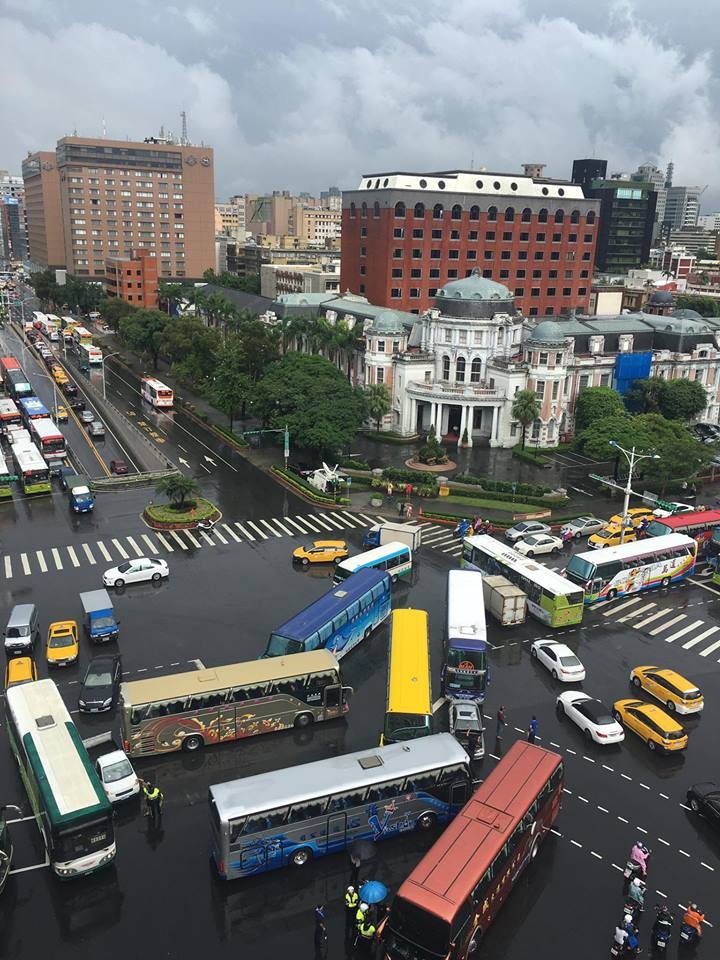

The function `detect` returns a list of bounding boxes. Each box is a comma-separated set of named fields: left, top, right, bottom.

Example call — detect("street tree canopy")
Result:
left=511, top=389, right=540, bottom=448
left=364, top=383, right=392, bottom=431
left=626, top=377, right=708, bottom=421
left=118, top=309, right=170, bottom=369
left=254, top=353, right=364, bottom=455
left=574, top=386, right=625, bottom=432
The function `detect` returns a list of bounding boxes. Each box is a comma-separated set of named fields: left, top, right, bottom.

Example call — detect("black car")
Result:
left=77, top=654, right=122, bottom=713
left=687, top=782, right=720, bottom=828
left=61, top=381, right=77, bottom=396
left=68, top=397, right=86, bottom=411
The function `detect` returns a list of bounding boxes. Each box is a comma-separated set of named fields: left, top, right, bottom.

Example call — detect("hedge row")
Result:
left=337, top=456, right=371, bottom=470
left=453, top=473, right=552, bottom=496
left=449, top=487, right=568, bottom=508
left=512, top=448, right=548, bottom=467
left=271, top=466, right=350, bottom=505
left=382, top=466, right=439, bottom=486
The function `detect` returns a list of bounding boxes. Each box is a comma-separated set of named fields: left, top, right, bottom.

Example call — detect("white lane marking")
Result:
left=604, top=597, right=644, bottom=616
left=357, top=514, right=377, bottom=524
left=155, top=533, right=174, bottom=552
left=374, top=516, right=388, bottom=524
left=663, top=619, right=705, bottom=644
left=577, top=795, right=589, bottom=803
left=591, top=851, right=603, bottom=860
left=284, top=517, right=311, bottom=534
left=309, top=514, right=333, bottom=531
left=660, top=793, right=669, bottom=800
left=634, top=608, right=676, bottom=630
left=170, top=531, right=188, bottom=550
left=570, top=840, right=582, bottom=848
left=649, top=613, right=686, bottom=636
left=199, top=531, right=215, bottom=546
left=235, top=522, right=255, bottom=541
left=431, top=697, right=446, bottom=713
left=341, top=511, right=366, bottom=527
left=617, top=816, right=629, bottom=824
left=260, top=519, right=282, bottom=538
left=424, top=533, right=456, bottom=545
left=20, top=553, right=30, bottom=575
left=96, top=541, right=112, bottom=561
left=211, top=527, right=228, bottom=544
left=447, top=548, right=463, bottom=557
left=111, top=538, right=129, bottom=559
left=701, top=862, right=715, bottom=872
left=247, top=521, right=268, bottom=541
left=639, top=783, right=650, bottom=791
left=550, top=828, right=562, bottom=837
left=657, top=837, right=670, bottom=846
left=682, top=625, right=719, bottom=649
left=699, top=636, right=720, bottom=657
left=141, top=534, right=159, bottom=554
left=611, top=863, right=623, bottom=873
left=597, top=806, right=609, bottom=813
left=617, top=603, right=656, bottom=623
left=323, top=511, right=354, bottom=529
left=679, top=849, right=690, bottom=858
left=185, top=530, right=203, bottom=548
left=295, top=515, right=321, bottom=533
left=679, top=803, right=691, bottom=811
left=66, top=546, right=80, bottom=568
left=636, top=826, right=648, bottom=833
left=271, top=519, right=293, bottom=536
left=656, top=890, right=667, bottom=899
left=621, top=774, right=632, bottom=781
left=319, top=513, right=346, bottom=530
left=3, top=556, right=11, bottom=579
left=81, top=544, right=96, bottom=565
left=51, top=548, right=63, bottom=570
left=602, top=764, right=614, bottom=772
left=36, top=550, right=48, bottom=573
left=126, top=536, right=144, bottom=558
left=221, top=523, right=240, bottom=543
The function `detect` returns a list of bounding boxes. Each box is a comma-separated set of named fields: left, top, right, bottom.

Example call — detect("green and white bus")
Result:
left=11, top=440, right=51, bottom=494
left=0, top=450, right=15, bottom=499
left=462, top=534, right=584, bottom=627
left=5, top=680, right=116, bottom=879
left=334, top=541, right=413, bottom=585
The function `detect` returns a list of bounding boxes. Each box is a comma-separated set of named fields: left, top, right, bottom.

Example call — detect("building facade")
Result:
left=22, top=136, right=215, bottom=280
left=664, top=186, right=702, bottom=230
left=215, top=197, right=246, bottom=239
left=260, top=259, right=341, bottom=298
left=341, top=170, right=599, bottom=318
left=104, top=247, right=159, bottom=309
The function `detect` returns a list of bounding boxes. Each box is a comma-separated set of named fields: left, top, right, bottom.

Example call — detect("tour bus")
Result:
left=140, top=376, right=174, bottom=408
left=6, top=426, right=31, bottom=447
left=78, top=341, right=103, bottom=366
left=0, top=450, right=15, bottom=499
left=19, top=396, right=49, bottom=424
left=209, top=733, right=471, bottom=879
left=334, top=541, right=412, bottom=585
left=6, top=367, right=33, bottom=400
left=0, top=356, right=20, bottom=392
left=462, top=534, right=584, bottom=627
left=565, top=533, right=697, bottom=604
left=31, top=310, right=46, bottom=329
left=645, top=508, right=720, bottom=556
left=0, top=398, right=22, bottom=432
left=5, top=680, right=116, bottom=878
left=442, top=569, right=488, bottom=701
left=120, top=650, right=352, bottom=757
left=11, top=440, right=52, bottom=494
left=29, top=417, right=66, bottom=461
left=42, top=314, right=61, bottom=341
left=382, top=609, right=433, bottom=745
left=71, top=326, right=93, bottom=351
left=61, top=315, right=80, bottom=331
left=380, top=741, right=564, bottom=960
left=263, top=568, right=392, bottom=659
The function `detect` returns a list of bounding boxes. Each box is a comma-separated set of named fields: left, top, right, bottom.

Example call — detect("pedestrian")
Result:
left=141, top=780, right=164, bottom=825
left=405, top=482, right=412, bottom=498
left=314, top=903, right=325, bottom=927
left=397, top=500, right=404, bottom=517
left=406, top=503, right=413, bottom=519
left=349, top=853, right=361, bottom=890
left=345, top=885, right=359, bottom=936
left=527, top=716, right=538, bottom=744
left=387, top=481, right=393, bottom=497
left=496, top=705, right=506, bottom=740
left=314, top=918, right=328, bottom=959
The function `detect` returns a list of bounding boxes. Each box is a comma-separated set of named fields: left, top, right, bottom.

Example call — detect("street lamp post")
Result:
left=34, top=370, right=59, bottom=421
left=101, top=352, right=120, bottom=401
left=609, top=440, right=661, bottom=544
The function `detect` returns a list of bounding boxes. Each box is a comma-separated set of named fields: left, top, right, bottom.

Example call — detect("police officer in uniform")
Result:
left=356, top=903, right=376, bottom=953
left=345, top=885, right=359, bottom=936
left=141, top=780, right=164, bottom=825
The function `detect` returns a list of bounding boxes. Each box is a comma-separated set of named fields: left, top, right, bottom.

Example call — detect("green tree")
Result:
left=626, top=377, right=707, bottom=420
left=695, top=247, right=711, bottom=262
left=674, top=294, right=719, bottom=317
left=236, top=320, right=280, bottom=381
left=203, top=268, right=261, bottom=295
left=155, top=473, right=200, bottom=509
left=195, top=290, right=237, bottom=329
left=210, top=347, right=255, bottom=427
left=254, top=353, right=364, bottom=456
left=364, top=383, right=392, bottom=431
left=160, top=316, right=220, bottom=386
left=118, top=308, right=170, bottom=369
left=511, top=389, right=540, bottom=448
left=99, top=296, right=136, bottom=330
left=157, top=281, right=190, bottom=316
left=574, top=386, right=625, bottom=432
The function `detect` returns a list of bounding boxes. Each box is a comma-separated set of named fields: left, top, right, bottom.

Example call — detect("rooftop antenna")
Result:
left=102, top=117, right=106, bottom=138
left=180, top=110, right=188, bottom=146
left=159, top=124, right=165, bottom=139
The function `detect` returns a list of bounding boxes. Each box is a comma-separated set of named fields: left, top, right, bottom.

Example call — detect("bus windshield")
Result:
left=53, top=817, right=114, bottom=863
left=565, top=555, right=596, bottom=583
left=389, top=898, right=450, bottom=956
left=447, top=646, right=486, bottom=672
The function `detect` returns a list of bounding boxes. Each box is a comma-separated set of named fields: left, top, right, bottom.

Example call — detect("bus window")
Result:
left=304, top=633, right=319, bottom=652
left=406, top=769, right=440, bottom=792
left=288, top=798, right=327, bottom=823
left=242, top=812, right=269, bottom=835
left=347, top=600, right=360, bottom=619
left=130, top=706, right=148, bottom=725
left=229, top=819, right=246, bottom=845
left=317, top=623, right=333, bottom=646
left=332, top=612, right=348, bottom=632
left=367, top=778, right=405, bottom=802
left=265, top=807, right=288, bottom=828
left=328, top=787, right=367, bottom=812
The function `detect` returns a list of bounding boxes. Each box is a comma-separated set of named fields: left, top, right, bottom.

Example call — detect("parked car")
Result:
left=448, top=699, right=485, bottom=758
left=612, top=698, right=688, bottom=752
left=109, top=459, right=129, bottom=475
left=514, top=533, right=563, bottom=557
left=560, top=516, right=605, bottom=539
left=292, top=540, right=349, bottom=565
left=45, top=620, right=79, bottom=667
left=103, top=557, right=169, bottom=588
left=629, top=665, right=703, bottom=715
left=80, top=410, right=95, bottom=424
left=505, top=520, right=552, bottom=543
left=686, top=782, right=720, bottom=828
left=77, top=653, right=122, bottom=713
left=530, top=639, right=586, bottom=682
left=96, top=750, right=140, bottom=803
left=556, top=690, right=624, bottom=744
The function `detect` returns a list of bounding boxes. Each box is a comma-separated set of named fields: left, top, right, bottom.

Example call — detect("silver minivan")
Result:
left=3, top=604, right=40, bottom=655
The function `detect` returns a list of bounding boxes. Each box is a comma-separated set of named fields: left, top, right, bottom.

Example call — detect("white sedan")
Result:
left=514, top=533, right=563, bottom=557
left=530, top=639, right=586, bottom=682
left=95, top=750, right=140, bottom=803
left=556, top=691, right=625, bottom=744
left=103, top=557, right=169, bottom=588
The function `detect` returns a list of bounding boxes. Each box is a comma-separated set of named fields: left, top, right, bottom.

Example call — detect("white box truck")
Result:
left=482, top=575, right=526, bottom=626
left=362, top=520, right=423, bottom=551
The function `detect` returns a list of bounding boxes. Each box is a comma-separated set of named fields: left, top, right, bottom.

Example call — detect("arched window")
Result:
left=504, top=206, right=515, bottom=222
left=413, top=202, right=425, bottom=218
left=488, top=206, right=497, bottom=222
left=456, top=356, right=466, bottom=382
left=521, top=207, right=532, bottom=222
left=587, top=210, right=596, bottom=224
left=373, top=201, right=380, bottom=218
left=570, top=209, right=580, bottom=224
left=442, top=355, right=450, bottom=380
left=470, top=357, right=482, bottom=383
left=538, top=208, right=548, bottom=223
left=394, top=201, right=406, bottom=218
left=554, top=208, right=564, bottom=223
left=469, top=205, right=480, bottom=221
left=451, top=204, right=462, bottom=220
left=433, top=203, right=444, bottom=219
left=361, top=202, right=368, bottom=219
left=350, top=202, right=356, bottom=218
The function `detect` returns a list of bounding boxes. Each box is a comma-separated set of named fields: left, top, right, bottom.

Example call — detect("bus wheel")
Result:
left=291, top=847, right=313, bottom=868
left=467, top=927, right=482, bottom=953
left=182, top=734, right=204, bottom=752
left=294, top=712, right=314, bottom=729
left=391, top=574, right=398, bottom=584
left=416, top=812, right=436, bottom=832
left=661, top=577, right=670, bottom=587
left=607, top=589, right=618, bottom=601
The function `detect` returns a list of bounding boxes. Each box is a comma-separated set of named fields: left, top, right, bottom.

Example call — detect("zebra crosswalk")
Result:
left=417, top=523, right=463, bottom=557
left=601, top=593, right=720, bottom=661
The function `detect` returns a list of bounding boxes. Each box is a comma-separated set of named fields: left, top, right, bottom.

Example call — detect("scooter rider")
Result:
left=653, top=905, right=674, bottom=939
left=630, top=841, right=650, bottom=878
left=683, top=902, right=705, bottom=939
left=628, top=877, right=646, bottom=911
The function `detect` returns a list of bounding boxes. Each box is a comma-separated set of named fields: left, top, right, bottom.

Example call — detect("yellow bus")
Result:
left=381, top=608, right=433, bottom=745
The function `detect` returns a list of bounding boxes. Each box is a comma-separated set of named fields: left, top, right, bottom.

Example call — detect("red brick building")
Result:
left=105, top=247, right=159, bottom=309
left=341, top=169, right=601, bottom=317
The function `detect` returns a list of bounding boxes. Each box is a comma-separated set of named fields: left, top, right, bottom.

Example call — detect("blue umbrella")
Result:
left=359, top=880, right=388, bottom=904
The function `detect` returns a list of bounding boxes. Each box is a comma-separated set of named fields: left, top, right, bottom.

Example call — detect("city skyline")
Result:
left=1, top=0, right=719, bottom=208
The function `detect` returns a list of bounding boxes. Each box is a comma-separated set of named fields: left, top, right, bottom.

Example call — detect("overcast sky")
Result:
left=1, top=0, right=719, bottom=209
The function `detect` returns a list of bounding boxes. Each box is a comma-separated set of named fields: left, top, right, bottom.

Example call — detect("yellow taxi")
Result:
left=4, top=656, right=38, bottom=689
left=608, top=507, right=654, bottom=528
left=588, top=523, right=637, bottom=549
left=630, top=666, right=704, bottom=715
left=55, top=404, right=69, bottom=423
left=51, top=365, right=68, bottom=385
left=612, top=698, right=688, bottom=752
left=292, top=540, right=349, bottom=565
left=46, top=620, right=79, bottom=667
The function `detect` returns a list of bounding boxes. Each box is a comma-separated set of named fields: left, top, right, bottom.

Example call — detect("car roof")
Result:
left=97, top=750, right=129, bottom=767
left=311, top=540, right=346, bottom=548
left=622, top=699, right=683, bottom=730
left=87, top=654, right=119, bottom=669
left=654, top=667, right=697, bottom=688
left=49, top=620, right=76, bottom=631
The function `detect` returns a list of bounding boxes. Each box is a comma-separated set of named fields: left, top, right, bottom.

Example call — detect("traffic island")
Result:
left=143, top=497, right=221, bottom=530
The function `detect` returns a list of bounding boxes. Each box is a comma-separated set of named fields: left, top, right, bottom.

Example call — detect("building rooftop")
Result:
left=350, top=170, right=586, bottom=200
left=366, top=309, right=408, bottom=335
left=527, top=320, right=569, bottom=344
left=436, top=272, right=513, bottom=303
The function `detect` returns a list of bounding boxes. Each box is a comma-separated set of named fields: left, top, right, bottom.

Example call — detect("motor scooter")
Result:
left=679, top=923, right=698, bottom=946
left=197, top=517, right=217, bottom=531
left=652, top=905, right=674, bottom=952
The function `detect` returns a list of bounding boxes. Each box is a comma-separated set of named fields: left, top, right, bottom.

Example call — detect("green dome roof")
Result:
left=368, top=309, right=406, bottom=334
left=436, top=270, right=512, bottom=302
left=527, top=320, right=568, bottom=344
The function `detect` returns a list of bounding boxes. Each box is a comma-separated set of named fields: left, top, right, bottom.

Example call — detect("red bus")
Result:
left=381, top=741, right=563, bottom=960
left=0, top=357, right=19, bottom=390
left=646, top=509, right=720, bottom=555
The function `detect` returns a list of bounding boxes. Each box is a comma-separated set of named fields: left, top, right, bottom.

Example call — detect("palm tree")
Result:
left=364, top=384, right=392, bottom=431
left=511, top=389, right=540, bottom=449
left=155, top=473, right=200, bottom=510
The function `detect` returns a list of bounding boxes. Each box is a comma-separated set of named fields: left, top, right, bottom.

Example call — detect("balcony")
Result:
left=406, top=380, right=505, bottom=402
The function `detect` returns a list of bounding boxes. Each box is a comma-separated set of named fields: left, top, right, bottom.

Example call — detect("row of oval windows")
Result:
left=364, top=177, right=567, bottom=196
left=350, top=201, right=595, bottom=224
